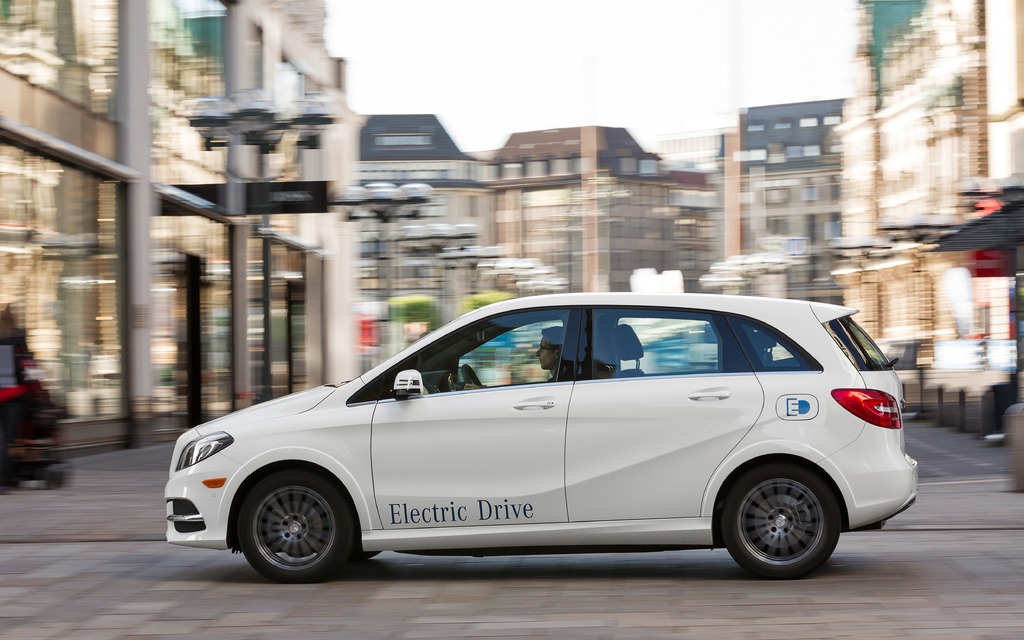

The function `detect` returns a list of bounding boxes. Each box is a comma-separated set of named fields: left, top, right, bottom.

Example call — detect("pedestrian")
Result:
left=0, top=304, right=29, bottom=494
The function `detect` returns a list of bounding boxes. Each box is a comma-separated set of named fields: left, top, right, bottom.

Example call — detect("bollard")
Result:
left=917, top=366, right=927, bottom=416
left=937, top=385, right=945, bottom=427
left=980, top=388, right=995, bottom=439
left=1005, top=403, right=1024, bottom=492
left=958, top=388, right=967, bottom=433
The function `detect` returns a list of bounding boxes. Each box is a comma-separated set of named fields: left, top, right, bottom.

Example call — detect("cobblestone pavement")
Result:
left=0, top=422, right=1020, bottom=638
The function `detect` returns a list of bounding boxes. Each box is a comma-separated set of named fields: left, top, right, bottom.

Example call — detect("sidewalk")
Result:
left=0, top=423, right=1020, bottom=545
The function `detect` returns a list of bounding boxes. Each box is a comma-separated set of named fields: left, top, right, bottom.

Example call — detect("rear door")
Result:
left=565, top=307, right=763, bottom=521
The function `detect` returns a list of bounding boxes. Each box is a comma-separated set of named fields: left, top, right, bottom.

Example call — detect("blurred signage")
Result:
left=247, top=181, right=328, bottom=214
left=968, top=249, right=1010, bottom=278
left=173, top=181, right=328, bottom=215
left=757, top=236, right=808, bottom=257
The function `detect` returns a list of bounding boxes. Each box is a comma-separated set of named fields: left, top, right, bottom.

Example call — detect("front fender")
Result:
left=237, top=446, right=379, bottom=530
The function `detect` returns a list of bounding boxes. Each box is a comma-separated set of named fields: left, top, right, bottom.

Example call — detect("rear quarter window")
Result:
left=825, top=316, right=892, bottom=371
left=727, top=316, right=821, bottom=373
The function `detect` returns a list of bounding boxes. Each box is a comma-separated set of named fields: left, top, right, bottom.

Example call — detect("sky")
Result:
left=324, top=0, right=860, bottom=153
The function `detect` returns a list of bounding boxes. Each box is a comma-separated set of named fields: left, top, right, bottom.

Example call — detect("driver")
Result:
left=535, top=326, right=563, bottom=381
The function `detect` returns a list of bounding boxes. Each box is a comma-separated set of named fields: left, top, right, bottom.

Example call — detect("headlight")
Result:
left=176, top=431, right=234, bottom=471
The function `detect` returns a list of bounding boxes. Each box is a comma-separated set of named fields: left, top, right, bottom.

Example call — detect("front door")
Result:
left=371, top=308, right=578, bottom=530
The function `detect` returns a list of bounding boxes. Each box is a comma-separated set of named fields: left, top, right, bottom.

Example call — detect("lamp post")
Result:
left=333, top=182, right=434, bottom=359
left=188, top=91, right=331, bottom=404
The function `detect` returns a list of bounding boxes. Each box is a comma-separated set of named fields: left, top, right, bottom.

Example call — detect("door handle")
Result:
left=513, top=400, right=556, bottom=411
left=688, top=389, right=732, bottom=401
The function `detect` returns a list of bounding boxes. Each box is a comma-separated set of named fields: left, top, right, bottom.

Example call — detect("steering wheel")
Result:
left=459, top=363, right=483, bottom=389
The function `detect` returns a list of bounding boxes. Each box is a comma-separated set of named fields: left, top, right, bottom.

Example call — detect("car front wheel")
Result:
left=238, top=470, right=353, bottom=583
left=722, top=463, right=840, bottom=579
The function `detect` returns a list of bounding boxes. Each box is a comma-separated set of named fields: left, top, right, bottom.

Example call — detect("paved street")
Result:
left=0, top=421, right=1020, bottom=639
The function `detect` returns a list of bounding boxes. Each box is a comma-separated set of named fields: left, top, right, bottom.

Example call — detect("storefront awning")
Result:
left=934, top=200, right=1024, bottom=252
left=0, top=116, right=139, bottom=182
left=156, top=184, right=234, bottom=224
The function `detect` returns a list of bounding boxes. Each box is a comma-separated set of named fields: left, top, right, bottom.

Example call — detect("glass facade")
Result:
left=151, top=215, right=232, bottom=422
left=0, top=0, right=119, bottom=117
left=0, top=143, right=122, bottom=419
left=150, top=0, right=227, bottom=185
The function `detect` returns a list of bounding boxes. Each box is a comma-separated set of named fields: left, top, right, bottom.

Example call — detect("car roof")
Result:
left=462, top=292, right=856, bottom=324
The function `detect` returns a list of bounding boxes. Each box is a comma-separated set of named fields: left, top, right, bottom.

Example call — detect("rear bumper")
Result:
left=825, top=428, right=918, bottom=530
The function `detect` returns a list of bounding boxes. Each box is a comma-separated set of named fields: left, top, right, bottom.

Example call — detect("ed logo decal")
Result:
left=775, top=394, right=819, bottom=421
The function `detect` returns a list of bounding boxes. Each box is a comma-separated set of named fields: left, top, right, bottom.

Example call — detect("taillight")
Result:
left=830, top=388, right=902, bottom=429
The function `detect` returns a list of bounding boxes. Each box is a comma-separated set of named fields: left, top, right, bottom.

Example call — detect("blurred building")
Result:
left=354, top=114, right=493, bottom=312
left=484, top=126, right=682, bottom=293
left=0, top=0, right=361, bottom=451
left=669, top=101, right=845, bottom=302
left=666, top=170, right=721, bottom=293
left=733, top=100, right=846, bottom=302
left=656, top=127, right=728, bottom=288
left=833, top=0, right=989, bottom=363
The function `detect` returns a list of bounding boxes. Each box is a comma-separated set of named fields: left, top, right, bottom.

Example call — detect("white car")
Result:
left=165, top=293, right=917, bottom=582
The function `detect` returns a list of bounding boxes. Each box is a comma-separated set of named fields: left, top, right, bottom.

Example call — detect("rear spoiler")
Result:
left=809, top=301, right=858, bottom=324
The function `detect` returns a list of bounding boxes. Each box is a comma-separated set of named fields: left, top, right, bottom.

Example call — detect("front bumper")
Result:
left=164, top=456, right=245, bottom=550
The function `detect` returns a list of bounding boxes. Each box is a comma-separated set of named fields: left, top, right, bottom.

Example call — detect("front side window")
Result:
left=382, top=309, right=575, bottom=397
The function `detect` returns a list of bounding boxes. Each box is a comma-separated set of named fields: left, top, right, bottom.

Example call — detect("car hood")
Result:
left=194, top=385, right=339, bottom=435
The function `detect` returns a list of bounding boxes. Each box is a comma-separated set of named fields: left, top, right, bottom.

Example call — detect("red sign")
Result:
left=969, top=249, right=1010, bottom=278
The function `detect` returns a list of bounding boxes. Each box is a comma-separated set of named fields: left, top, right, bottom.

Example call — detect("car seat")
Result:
left=614, top=324, right=645, bottom=377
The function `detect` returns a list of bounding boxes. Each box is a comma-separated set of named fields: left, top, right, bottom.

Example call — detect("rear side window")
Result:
left=826, top=316, right=892, bottom=371
left=586, top=308, right=750, bottom=379
left=728, top=316, right=821, bottom=373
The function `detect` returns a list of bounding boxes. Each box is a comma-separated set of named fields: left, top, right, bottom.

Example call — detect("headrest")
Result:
left=614, top=324, right=644, bottom=362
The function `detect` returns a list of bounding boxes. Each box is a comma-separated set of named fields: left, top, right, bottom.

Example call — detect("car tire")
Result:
left=238, top=470, right=353, bottom=583
left=722, top=463, right=840, bottom=580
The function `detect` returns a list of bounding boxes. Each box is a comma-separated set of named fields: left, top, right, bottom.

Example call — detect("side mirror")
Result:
left=392, top=369, right=425, bottom=399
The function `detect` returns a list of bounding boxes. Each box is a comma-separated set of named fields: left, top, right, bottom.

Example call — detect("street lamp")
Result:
left=188, top=91, right=332, bottom=403
left=333, top=182, right=435, bottom=358
left=401, top=223, right=480, bottom=322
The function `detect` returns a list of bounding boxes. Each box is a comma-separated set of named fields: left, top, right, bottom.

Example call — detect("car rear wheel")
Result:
left=238, top=470, right=353, bottom=583
left=722, top=463, right=840, bottom=579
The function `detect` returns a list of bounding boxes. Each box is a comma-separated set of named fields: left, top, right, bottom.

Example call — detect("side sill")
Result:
left=361, top=517, right=714, bottom=552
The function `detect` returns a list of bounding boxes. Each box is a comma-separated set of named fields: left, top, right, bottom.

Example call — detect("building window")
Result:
left=0, top=145, right=124, bottom=419
left=804, top=145, right=821, bottom=157
left=502, top=163, right=523, bottom=179
left=526, top=160, right=547, bottom=178
left=799, top=118, right=819, bottom=127
left=766, top=188, right=790, bottom=204
left=786, top=146, right=803, bottom=159
left=747, top=123, right=765, bottom=132
left=639, top=159, right=657, bottom=175
left=620, top=158, right=637, bottom=174
left=375, top=135, right=432, bottom=147
left=801, top=186, right=818, bottom=201
left=550, top=158, right=570, bottom=175
left=823, top=115, right=841, bottom=126
left=774, top=121, right=792, bottom=130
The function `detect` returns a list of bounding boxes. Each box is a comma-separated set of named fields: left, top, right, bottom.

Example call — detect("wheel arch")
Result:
left=708, top=454, right=850, bottom=547
left=226, top=460, right=362, bottom=552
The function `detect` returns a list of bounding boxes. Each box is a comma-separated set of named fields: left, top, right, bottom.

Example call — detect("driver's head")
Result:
left=536, top=326, right=564, bottom=374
